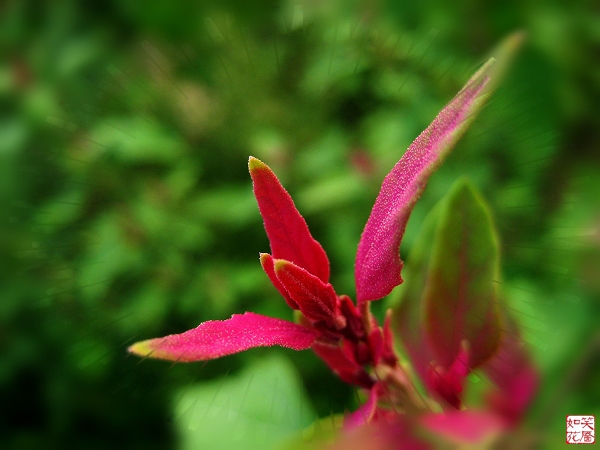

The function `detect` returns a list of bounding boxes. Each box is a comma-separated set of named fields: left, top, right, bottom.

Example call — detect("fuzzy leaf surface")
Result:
left=260, top=252, right=299, bottom=309
left=355, top=60, right=494, bottom=303
left=274, top=259, right=341, bottom=327
left=128, top=312, right=318, bottom=362
left=250, top=156, right=330, bottom=282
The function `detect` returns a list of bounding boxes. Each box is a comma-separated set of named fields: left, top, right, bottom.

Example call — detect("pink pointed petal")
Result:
left=420, top=410, right=508, bottom=445
left=259, top=253, right=299, bottom=309
left=355, top=60, right=494, bottom=303
left=274, top=258, right=344, bottom=329
left=482, top=313, right=539, bottom=424
left=427, top=341, right=470, bottom=409
left=345, top=385, right=381, bottom=429
left=249, top=156, right=330, bottom=282
left=487, top=365, right=538, bottom=425
left=447, top=340, right=470, bottom=378
left=128, top=312, right=318, bottom=362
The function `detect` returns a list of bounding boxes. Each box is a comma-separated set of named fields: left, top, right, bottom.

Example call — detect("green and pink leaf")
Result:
left=392, top=179, right=502, bottom=406
left=423, top=179, right=501, bottom=370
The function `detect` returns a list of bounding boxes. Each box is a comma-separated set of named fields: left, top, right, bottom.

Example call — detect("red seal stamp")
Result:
left=566, top=415, right=595, bottom=444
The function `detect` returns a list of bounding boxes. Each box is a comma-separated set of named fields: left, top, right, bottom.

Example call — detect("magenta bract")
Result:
left=129, top=46, right=537, bottom=447
left=128, top=312, right=318, bottom=362
left=249, top=156, right=330, bottom=282
left=355, top=63, right=492, bottom=304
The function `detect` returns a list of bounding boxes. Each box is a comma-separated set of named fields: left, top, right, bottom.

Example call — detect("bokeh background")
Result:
left=2, top=0, right=599, bottom=448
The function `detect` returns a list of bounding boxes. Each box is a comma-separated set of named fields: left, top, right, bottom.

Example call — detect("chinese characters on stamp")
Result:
left=567, top=415, right=595, bottom=444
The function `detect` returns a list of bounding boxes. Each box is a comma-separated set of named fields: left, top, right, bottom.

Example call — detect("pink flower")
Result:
left=129, top=42, right=537, bottom=446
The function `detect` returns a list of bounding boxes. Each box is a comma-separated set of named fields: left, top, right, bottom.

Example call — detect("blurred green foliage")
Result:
left=2, top=0, right=599, bottom=448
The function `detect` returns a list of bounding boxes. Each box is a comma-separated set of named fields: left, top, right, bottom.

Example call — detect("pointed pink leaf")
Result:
left=259, top=253, right=299, bottom=309
left=344, top=385, right=381, bottom=429
left=447, top=340, right=470, bottom=378
left=427, top=341, right=470, bottom=409
left=487, top=364, right=538, bottom=426
left=483, top=312, right=539, bottom=424
left=355, top=60, right=494, bottom=303
left=274, top=258, right=345, bottom=329
left=128, top=312, right=318, bottom=362
left=249, top=156, right=330, bottom=282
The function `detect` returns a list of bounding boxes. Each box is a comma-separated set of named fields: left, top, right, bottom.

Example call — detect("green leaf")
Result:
left=423, top=179, right=501, bottom=370
left=173, top=354, right=316, bottom=450
left=280, top=414, right=345, bottom=450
